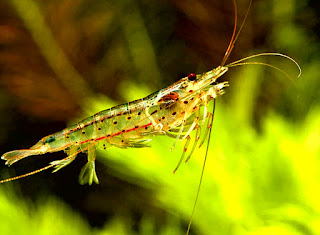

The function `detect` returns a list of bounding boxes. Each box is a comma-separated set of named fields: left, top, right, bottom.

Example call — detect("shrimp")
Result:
left=0, top=0, right=301, bottom=233
left=0, top=66, right=229, bottom=185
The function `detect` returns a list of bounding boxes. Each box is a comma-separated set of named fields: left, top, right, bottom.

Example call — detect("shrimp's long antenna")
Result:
left=226, top=52, right=302, bottom=87
left=186, top=100, right=215, bottom=235
left=227, top=52, right=302, bottom=78
left=186, top=1, right=253, bottom=234
left=0, top=164, right=54, bottom=183
left=229, top=61, right=298, bottom=84
left=221, top=0, right=252, bottom=66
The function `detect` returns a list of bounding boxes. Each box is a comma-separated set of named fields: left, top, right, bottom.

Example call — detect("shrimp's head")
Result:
left=175, top=66, right=229, bottom=98
left=158, top=66, right=228, bottom=104
left=187, top=66, right=228, bottom=91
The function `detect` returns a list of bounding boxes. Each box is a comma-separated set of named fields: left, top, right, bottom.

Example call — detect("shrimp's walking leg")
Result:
left=170, top=112, right=187, bottom=151
left=198, top=112, right=213, bottom=148
left=182, top=109, right=200, bottom=140
left=50, top=146, right=78, bottom=173
left=78, top=144, right=99, bottom=185
left=185, top=124, right=201, bottom=163
left=202, top=96, right=208, bottom=124
left=172, top=109, right=201, bottom=172
left=173, top=135, right=191, bottom=173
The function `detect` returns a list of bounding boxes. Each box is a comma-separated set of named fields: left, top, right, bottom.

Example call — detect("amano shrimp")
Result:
left=0, top=0, right=301, bottom=233
left=0, top=66, right=229, bottom=185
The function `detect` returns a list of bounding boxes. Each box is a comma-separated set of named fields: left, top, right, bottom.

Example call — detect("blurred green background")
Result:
left=0, top=0, right=319, bottom=234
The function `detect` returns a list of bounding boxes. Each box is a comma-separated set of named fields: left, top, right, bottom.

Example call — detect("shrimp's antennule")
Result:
left=221, top=0, right=252, bottom=66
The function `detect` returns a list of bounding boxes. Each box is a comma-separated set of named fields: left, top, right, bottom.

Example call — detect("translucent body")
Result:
left=1, top=67, right=229, bottom=185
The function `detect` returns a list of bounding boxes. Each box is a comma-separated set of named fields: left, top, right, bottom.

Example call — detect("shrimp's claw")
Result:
left=78, top=160, right=99, bottom=185
left=1, top=149, right=39, bottom=166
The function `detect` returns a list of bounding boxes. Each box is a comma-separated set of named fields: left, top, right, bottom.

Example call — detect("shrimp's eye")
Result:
left=187, top=73, right=197, bottom=81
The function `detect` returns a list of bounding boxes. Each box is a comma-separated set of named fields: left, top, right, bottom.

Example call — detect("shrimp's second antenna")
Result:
left=0, top=0, right=301, bottom=234
left=185, top=0, right=301, bottom=234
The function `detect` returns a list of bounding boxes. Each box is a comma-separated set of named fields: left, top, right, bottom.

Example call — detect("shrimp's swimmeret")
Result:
left=0, top=0, right=301, bottom=234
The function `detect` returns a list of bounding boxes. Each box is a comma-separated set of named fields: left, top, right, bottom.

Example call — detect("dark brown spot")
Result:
left=162, top=116, right=165, bottom=119
left=138, top=112, right=141, bottom=115
left=116, top=113, right=121, bottom=116
left=135, top=125, right=139, bottom=128
left=189, top=90, right=193, bottom=93
left=101, top=119, right=104, bottom=122
left=98, top=127, right=101, bottom=130
left=145, top=126, right=148, bottom=130
left=107, top=116, right=113, bottom=119
left=82, top=131, right=85, bottom=134
left=172, top=112, right=176, bottom=115
left=66, top=136, right=70, bottom=139
left=113, top=121, right=117, bottom=125
left=121, top=140, right=124, bottom=143
left=107, top=134, right=111, bottom=137
left=150, top=110, right=158, bottom=115
left=175, top=98, right=179, bottom=101
left=158, top=92, right=179, bottom=103
left=127, top=116, right=131, bottom=120
left=184, top=100, right=189, bottom=104
left=122, top=130, right=125, bottom=133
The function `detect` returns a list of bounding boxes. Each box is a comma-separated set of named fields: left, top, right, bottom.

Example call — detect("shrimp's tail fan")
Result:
left=1, top=149, right=41, bottom=166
